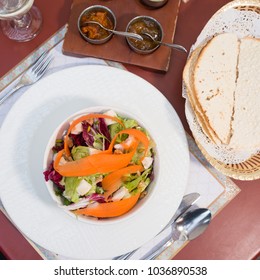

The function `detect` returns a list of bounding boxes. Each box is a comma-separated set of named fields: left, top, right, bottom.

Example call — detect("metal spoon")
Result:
left=83, top=21, right=143, bottom=41
left=114, top=193, right=200, bottom=260
left=142, top=32, right=187, bottom=53
left=141, top=208, right=212, bottom=260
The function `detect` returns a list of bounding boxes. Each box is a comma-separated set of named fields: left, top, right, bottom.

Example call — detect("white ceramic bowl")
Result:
left=43, top=106, right=158, bottom=225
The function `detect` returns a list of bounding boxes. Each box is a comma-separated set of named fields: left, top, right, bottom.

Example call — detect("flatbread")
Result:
left=183, top=41, right=221, bottom=144
left=183, top=33, right=260, bottom=160
left=193, top=33, right=239, bottom=145
left=229, top=37, right=260, bottom=151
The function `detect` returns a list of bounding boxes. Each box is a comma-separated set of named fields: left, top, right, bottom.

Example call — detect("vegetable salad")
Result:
left=44, top=110, right=155, bottom=218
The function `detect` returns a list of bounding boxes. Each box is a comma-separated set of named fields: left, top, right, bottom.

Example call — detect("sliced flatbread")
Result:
left=229, top=37, right=260, bottom=151
left=193, top=33, right=239, bottom=145
left=183, top=42, right=221, bottom=144
left=183, top=33, right=260, bottom=161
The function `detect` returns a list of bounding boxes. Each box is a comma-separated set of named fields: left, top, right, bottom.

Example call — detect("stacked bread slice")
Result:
left=183, top=33, right=260, bottom=158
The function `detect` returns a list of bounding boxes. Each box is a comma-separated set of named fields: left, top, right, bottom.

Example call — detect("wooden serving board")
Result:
left=62, top=0, right=181, bottom=72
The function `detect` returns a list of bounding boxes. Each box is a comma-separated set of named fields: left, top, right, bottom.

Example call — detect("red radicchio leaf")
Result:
left=98, top=118, right=111, bottom=149
left=70, top=133, right=86, bottom=147
left=82, top=121, right=94, bottom=146
left=43, top=162, right=64, bottom=190
left=87, top=193, right=106, bottom=203
left=52, top=140, right=64, bottom=153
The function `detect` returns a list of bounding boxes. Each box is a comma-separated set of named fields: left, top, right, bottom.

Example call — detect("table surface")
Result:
left=0, top=0, right=260, bottom=260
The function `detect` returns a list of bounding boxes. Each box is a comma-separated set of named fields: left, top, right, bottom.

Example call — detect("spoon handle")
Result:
left=111, top=30, right=143, bottom=41
left=160, top=42, right=187, bottom=53
left=141, top=228, right=181, bottom=260
left=82, top=21, right=143, bottom=41
left=140, top=236, right=175, bottom=260
left=114, top=250, right=136, bottom=260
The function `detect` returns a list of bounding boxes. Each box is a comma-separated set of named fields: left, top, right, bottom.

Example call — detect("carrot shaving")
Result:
left=73, top=193, right=140, bottom=218
left=53, top=145, right=138, bottom=177
left=102, top=165, right=143, bottom=200
left=108, top=128, right=150, bottom=161
left=54, top=128, right=150, bottom=177
left=64, top=114, right=124, bottom=156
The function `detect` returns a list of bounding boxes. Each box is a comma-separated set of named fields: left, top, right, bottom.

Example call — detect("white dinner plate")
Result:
left=0, top=65, right=189, bottom=259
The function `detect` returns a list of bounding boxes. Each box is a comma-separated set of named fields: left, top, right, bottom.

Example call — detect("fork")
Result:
left=0, top=51, right=53, bottom=105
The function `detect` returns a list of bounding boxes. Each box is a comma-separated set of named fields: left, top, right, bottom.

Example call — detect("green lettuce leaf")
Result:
left=138, top=178, right=151, bottom=193
left=123, top=119, right=138, bottom=129
left=109, top=123, right=123, bottom=139
left=63, top=177, right=82, bottom=203
left=71, top=146, right=89, bottom=161
left=123, top=176, right=142, bottom=192
left=83, top=174, right=104, bottom=194
left=123, top=167, right=152, bottom=193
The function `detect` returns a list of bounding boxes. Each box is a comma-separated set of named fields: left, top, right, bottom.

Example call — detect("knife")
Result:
left=115, top=192, right=200, bottom=260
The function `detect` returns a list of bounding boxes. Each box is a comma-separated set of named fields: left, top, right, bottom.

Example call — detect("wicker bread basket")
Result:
left=189, top=0, right=260, bottom=181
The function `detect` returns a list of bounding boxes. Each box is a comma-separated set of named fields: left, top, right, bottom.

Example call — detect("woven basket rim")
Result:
left=194, top=138, right=260, bottom=181
left=216, top=0, right=260, bottom=14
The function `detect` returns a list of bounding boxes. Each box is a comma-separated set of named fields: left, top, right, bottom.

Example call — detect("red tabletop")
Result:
left=0, top=0, right=260, bottom=260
